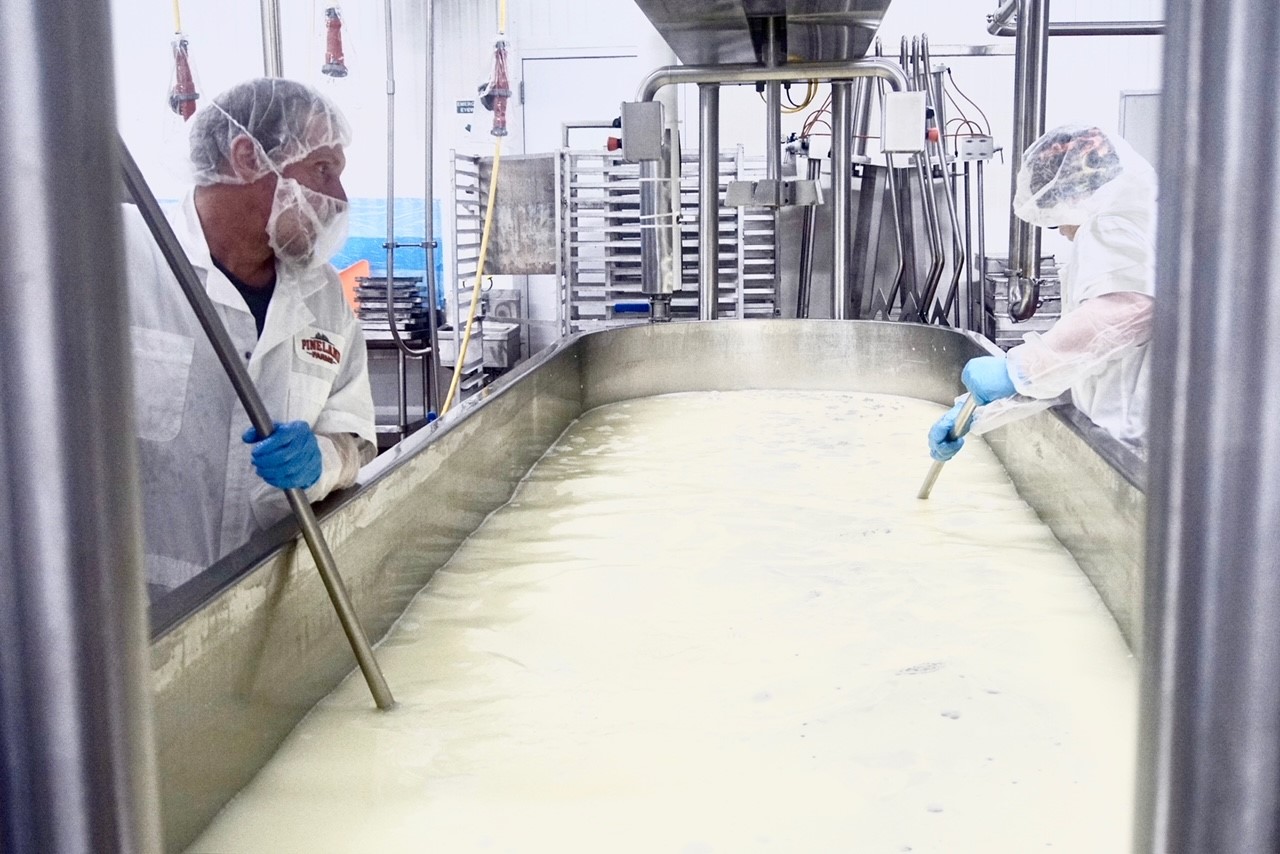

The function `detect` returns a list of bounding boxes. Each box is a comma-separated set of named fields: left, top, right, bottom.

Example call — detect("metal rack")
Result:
left=448, top=153, right=489, bottom=399
left=560, top=146, right=777, bottom=332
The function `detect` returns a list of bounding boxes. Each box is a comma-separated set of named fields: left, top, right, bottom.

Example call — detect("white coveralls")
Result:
left=973, top=162, right=1157, bottom=444
left=124, top=193, right=376, bottom=591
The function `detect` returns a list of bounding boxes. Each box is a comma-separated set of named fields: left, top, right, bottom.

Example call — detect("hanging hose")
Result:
left=441, top=11, right=508, bottom=416
left=322, top=6, right=349, bottom=77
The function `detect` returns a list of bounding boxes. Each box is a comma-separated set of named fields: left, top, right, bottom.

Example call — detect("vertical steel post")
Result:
left=698, top=84, right=721, bottom=320
left=260, top=0, right=284, bottom=76
left=423, top=0, right=440, bottom=412
left=1006, top=0, right=1049, bottom=320
left=831, top=81, right=854, bottom=319
left=0, top=0, right=162, bottom=849
left=1138, top=0, right=1280, bottom=851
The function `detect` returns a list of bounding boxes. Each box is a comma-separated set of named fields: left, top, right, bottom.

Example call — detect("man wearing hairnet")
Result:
left=123, top=78, right=375, bottom=593
left=928, top=125, right=1157, bottom=462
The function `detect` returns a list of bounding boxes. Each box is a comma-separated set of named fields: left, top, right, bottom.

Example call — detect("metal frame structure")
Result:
left=556, top=146, right=776, bottom=329
left=0, top=0, right=162, bottom=850
left=1138, top=0, right=1280, bottom=850
left=635, top=58, right=911, bottom=321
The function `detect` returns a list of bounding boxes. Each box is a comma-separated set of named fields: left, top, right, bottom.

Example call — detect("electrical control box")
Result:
left=957, top=134, right=996, bottom=162
left=881, top=91, right=927, bottom=153
left=620, top=101, right=664, bottom=162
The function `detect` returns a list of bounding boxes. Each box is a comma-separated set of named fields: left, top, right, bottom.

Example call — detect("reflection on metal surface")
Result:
left=151, top=320, right=1144, bottom=852
left=631, top=0, right=894, bottom=64
left=477, top=154, right=557, bottom=275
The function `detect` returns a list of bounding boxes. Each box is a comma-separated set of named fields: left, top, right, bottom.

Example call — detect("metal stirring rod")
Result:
left=917, top=395, right=979, bottom=500
left=118, top=138, right=396, bottom=710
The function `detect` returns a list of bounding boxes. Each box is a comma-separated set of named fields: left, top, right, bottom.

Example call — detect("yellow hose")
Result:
left=441, top=137, right=502, bottom=415
left=440, top=0, right=508, bottom=416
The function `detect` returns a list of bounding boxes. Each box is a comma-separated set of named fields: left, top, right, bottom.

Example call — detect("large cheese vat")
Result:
left=150, top=320, right=1145, bottom=851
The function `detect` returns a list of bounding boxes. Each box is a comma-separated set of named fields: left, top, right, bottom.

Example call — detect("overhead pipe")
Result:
left=1006, top=0, right=1049, bottom=321
left=0, top=0, right=162, bottom=847
left=636, top=58, right=911, bottom=318
left=988, top=1, right=1164, bottom=37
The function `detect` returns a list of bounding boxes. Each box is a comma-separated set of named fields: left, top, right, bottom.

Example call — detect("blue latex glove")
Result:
left=961, top=355, right=1017, bottom=404
left=928, top=402, right=967, bottom=462
left=242, top=420, right=322, bottom=490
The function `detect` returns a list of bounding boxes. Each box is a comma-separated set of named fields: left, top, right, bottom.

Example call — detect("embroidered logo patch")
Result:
left=299, top=331, right=342, bottom=366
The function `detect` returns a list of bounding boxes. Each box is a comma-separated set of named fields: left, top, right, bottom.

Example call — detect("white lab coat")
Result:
left=123, top=193, right=375, bottom=591
left=1052, top=210, right=1155, bottom=442
left=974, top=205, right=1156, bottom=445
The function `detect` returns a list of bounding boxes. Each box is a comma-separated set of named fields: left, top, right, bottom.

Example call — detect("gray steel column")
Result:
left=831, top=82, right=854, bottom=320
left=423, top=0, right=440, bottom=412
left=1006, top=0, right=1049, bottom=321
left=698, top=84, right=720, bottom=320
left=0, top=0, right=162, bottom=849
left=1138, top=0, right=1280, bottom=851
left=850, top=78, right=873, bottom=160
left=260, top=0, right=284, bottom=76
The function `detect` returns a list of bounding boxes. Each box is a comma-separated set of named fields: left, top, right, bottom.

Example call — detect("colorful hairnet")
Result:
left=188, top=78, right=351, bottom=186
left=1013, top=125, right=1155, bottom=227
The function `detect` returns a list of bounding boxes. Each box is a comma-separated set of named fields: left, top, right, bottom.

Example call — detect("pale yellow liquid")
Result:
left=189, top=391, right=1136, bottom=854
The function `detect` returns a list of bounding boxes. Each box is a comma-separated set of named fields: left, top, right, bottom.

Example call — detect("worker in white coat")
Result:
left=125, top=78, right=375, bottom=593
left=929, top=125, right=1157, bottom=461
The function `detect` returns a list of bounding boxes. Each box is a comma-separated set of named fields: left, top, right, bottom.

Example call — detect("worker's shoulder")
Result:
left=298, top=264, right=361, bottom=329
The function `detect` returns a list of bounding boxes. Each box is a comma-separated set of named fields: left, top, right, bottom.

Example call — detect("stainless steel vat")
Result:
left=151, top=320, right=1143, bottom=851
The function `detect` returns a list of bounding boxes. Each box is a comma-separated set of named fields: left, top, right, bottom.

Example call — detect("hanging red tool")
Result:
left=322, top=6, right=349, bottom=77
left=168, top=35, right=200, bottom=121
left=166, top=1, right=198, bottom=121
left=477, top=36, right=510, bottom=137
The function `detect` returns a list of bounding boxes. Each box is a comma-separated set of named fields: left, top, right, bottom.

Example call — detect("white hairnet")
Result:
left=188, top=78, right=351, bottom=186
left=1012, top=125, right=1156, bottom=228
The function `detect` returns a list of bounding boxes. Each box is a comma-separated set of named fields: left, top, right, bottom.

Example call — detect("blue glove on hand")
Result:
left=242, top=421, right=322, bottom=490
left=928, top=402, right=967, bottom=462
left=961, top=355, right=1017, bottom=404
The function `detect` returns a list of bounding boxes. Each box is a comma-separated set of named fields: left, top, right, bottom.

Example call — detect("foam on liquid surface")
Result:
left=189, top=391, right=1136, bottom=853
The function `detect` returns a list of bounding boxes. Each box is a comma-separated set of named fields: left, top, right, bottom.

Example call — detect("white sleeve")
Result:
left=1004, top=291, right=1155, bottom=400
left=968, top=394, right=1061, bottom=436
left=312, top=283, right=377, bottom=447
left=304, top=432, right=376, bottom=502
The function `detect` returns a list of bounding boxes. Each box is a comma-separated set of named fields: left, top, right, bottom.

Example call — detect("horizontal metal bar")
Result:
left=637, top=58, right=910, bottom=101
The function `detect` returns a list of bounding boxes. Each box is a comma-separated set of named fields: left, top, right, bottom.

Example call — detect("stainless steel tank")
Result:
left=151, top=320, right=1143, bottom=851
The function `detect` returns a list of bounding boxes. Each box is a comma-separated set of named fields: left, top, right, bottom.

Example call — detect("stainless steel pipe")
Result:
left=423, top=0, right=440, bottom=413
left=637, top=59, right=910, bottom=102
left=1139, top=0, right=1280, bottom=849
left=796, top=157, right=822, bottom=318
left=119, top=142, right=396, bottom=712
left=1006, top=0, right=1050, bottom=321
left=636, top=59, right=911, bottom=316
left=699, top=84, right=721, bottom=320
left=0, top=0, right=162, bottom=847
left=831, top=81, right=854, bottom=319
left=260, top=0, right=284, bottom=76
